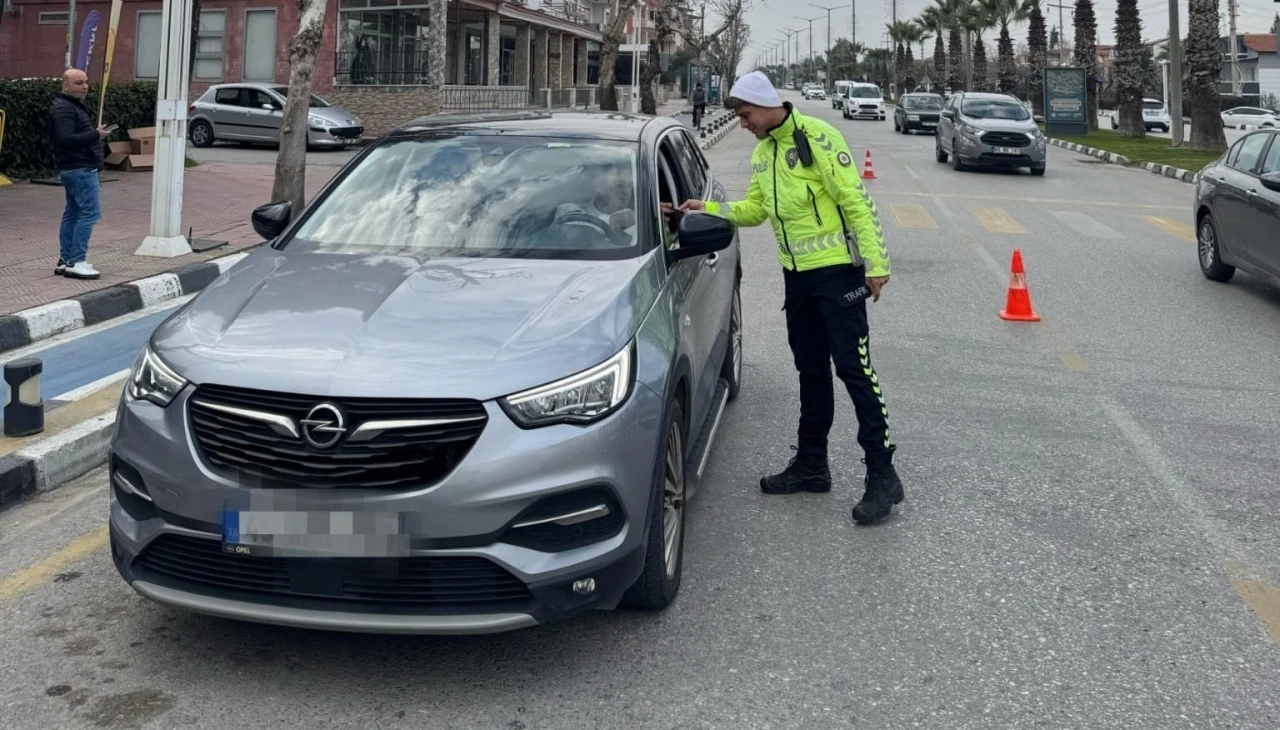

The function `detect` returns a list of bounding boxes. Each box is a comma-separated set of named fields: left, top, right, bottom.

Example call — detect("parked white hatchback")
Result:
left=1108, top=98, right=1171, bottom=133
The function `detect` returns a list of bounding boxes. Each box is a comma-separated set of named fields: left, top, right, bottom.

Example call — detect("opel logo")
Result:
left=300, top=402, right=346, bottom=449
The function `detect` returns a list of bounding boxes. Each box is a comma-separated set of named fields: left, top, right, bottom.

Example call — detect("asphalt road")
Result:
left=4, top=93, right=1280, bottom=730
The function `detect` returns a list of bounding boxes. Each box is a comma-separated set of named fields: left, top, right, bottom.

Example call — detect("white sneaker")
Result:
left=63, top=261, right=101, bottom=279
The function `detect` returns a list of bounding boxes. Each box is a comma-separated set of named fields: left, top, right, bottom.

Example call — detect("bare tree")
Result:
left=641, top=0, right=684, bottom=114
left=271, top=0, right=328, bottom=217
left=599, top=0, right=643, bottom=112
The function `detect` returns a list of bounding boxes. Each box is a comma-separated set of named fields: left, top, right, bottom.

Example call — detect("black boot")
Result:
left=851, top=457, right=904, bottom=524
left=760, top=445, right=831, bottom=494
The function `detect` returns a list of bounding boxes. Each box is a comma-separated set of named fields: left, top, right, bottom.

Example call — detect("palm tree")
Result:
left=903, top=22, right=927, bottom=92
left=1186, top=0, right=1227, bottom=151
left=920, top=5, right=949, bottom=88
left=865, top=48, right=894, bottom=88
left=1027, top=0, right=1048, bottom=114
left=1113, top=0, right=1146, bottom=137
left=984, top=0, right=1031, bottom=94
left=887, top=21, right=912, bottom=96
left=1073, top=0, right=1099, bottom=129
left=962, top=1, right=995, bottom=91
left=938, top=0, right=968, bottom=91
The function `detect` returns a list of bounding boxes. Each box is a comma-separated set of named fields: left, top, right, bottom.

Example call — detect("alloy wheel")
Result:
left=731, top=288, right=743, bottom=385
left=1198, top=219, right=1215, bottom=270
left=662, top=423, right=685, bottom=581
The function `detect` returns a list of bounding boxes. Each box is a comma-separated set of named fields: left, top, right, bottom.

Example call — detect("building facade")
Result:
left=0, top=0, right=685, bottom=136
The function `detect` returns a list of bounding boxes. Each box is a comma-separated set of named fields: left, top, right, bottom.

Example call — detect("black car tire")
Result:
left=721, top=281, right=743, bottom=401
left=189, top=120, right=215, bottom=148
left=1031, top=165, right=1046, bottom=176
left=619, top=400, right=687, bottom=611
left=1197, top=213, right=1235, bottom=283
left=935, top=137, right=949, bottom=163
left=951, top=141, right=967, bottom=171
left=894, top=117, right=901, bottom=131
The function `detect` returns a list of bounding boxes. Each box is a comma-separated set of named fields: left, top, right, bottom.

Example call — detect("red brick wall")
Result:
left=0, top=0, right=339, bottom=94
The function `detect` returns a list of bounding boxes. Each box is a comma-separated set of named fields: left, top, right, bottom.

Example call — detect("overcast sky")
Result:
left=724, top=0, right=1279, bottom=75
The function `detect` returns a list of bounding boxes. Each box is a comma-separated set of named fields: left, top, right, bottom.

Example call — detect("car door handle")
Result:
left=1248, top=189, right=1258, bottom=197
left=703, top=252, right=719, bottom=269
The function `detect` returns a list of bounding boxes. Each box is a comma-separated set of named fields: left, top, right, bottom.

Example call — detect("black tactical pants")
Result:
left=783, top=263, right=896, bottom=466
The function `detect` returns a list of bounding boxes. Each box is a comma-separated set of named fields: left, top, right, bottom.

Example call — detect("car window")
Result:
left=1142, top=100, right=1164, bottom=110
left=249, top=89, right=279, bottom=109
left=655, top=152, right=682, bottom=244
left=1260, top=135, right=1280, bottom=174
left=1230, top=132, right=1270, bottom=173
left=665, top=131, right=706, bottom=198
left=903, top=96, right=943, bottom=109
left=214, top=88, right=242, bottom=106
left=848, top=86, right=881, bottom=99
left=287, top=135, right=643, bottom=260
left=961, top=98, right=1030, bottom=120
left=270, top=86, right=330, bottom=108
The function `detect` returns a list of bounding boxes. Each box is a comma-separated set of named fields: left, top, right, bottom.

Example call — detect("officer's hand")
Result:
left=96, top=125, right=110, bottom=139
left=867, top=276, right=889, bottom=302
left=678, top=199, right=705, bottom=212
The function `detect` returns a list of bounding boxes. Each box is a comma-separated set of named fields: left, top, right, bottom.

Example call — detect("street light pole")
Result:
left=812, top=4, right=842, bottom=87
left=795, top=15, right=822, bottom=84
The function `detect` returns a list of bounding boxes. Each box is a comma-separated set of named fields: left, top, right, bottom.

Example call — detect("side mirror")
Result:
left=1261, top=172, right=1280, bottom=193
left=668, top=211, right=735, bottom=262
left=1033, top=114, right=1045, bottom=124
left=251, top=201, right=292, bottom=240
left=262, top=103, right=274, bottom=111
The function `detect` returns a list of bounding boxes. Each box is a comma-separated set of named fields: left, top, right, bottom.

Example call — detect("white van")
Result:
left=832, top=80, right=854, bottom=109
left=842, top=82, right=886, bottom=120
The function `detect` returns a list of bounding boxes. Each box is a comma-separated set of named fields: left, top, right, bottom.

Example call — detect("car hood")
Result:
left=966, top=117, right=1038, bottom=134
left=311, top=106, right=360, bottom=125
left=151, top=250, right=661, bottom=401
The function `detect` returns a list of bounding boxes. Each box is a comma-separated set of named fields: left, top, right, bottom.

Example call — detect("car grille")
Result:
left=188, top=384, right=488, bottom=489
left=981, top=131, right=1031, bottom=147
left=859, top=104, right=879, bottom=110
left=135, top=534, right=532, bottom=609
left=328, top=125, right=364, bottom=138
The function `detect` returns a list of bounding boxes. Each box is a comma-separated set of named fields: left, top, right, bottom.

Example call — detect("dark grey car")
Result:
left=109, top=111, right=745, bottom=634
left=1195, top=128, right=1280, bottom=286
left=935, top=91, right=1048, bottom=175
left=894, top=93, right=944, bottom=134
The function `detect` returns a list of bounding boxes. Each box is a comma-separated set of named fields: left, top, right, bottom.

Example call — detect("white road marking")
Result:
left=903, top=165, right=920, bottom=181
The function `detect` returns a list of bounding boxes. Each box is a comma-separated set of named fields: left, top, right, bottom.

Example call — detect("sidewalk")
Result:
left=0, top=161, right=335, bottom=315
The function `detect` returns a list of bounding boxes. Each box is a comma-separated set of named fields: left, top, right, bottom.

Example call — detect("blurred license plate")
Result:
left=923, top=121, right=937, bottom=126
left=993, top=146, right=1019, bottom=155
left=222, top=510, right=409, bottom=557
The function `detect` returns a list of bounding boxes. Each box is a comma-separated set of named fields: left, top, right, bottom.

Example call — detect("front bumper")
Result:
left=307, top=124, right=364, bottom=146
left=848, top=105, right=885, bottom=119
left=108, top=378, right=665, bottom=634
left=901, top=116, right=940, bottom=131
left=958, top=134, right=1047, bottom=168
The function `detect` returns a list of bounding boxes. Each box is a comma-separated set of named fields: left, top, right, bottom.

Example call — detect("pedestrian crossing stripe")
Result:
left=889, top=204, right=940, bottom=230
left=973, top=207, right=1028, bottom=234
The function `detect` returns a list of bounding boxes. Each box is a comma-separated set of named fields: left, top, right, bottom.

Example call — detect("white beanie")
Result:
left=727, top=71, right=782, bottom=108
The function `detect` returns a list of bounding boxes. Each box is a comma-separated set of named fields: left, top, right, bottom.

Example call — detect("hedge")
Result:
left=0, top=78, right=159, bottom=180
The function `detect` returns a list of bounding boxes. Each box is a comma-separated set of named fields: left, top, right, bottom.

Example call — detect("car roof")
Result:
left=957, top=92, right=1018, bottom=100
left=902, top=92, right=942, bottom=96
left=385, top=110, right=683, bottom=142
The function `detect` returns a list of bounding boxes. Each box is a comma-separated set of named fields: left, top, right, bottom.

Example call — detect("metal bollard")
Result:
left=3, top=357, right=44, bottom=437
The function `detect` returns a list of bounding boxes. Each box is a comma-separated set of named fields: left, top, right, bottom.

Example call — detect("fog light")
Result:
left=572, top=578, right=596, bottom=595
left=3, top=357, right=43, bottom=437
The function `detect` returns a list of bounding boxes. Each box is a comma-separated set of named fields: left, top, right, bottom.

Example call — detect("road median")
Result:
left=1043, top=127, right=1220, bottom=185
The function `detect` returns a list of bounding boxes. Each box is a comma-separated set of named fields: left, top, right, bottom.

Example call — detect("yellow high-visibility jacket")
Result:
left=704, top=105, right=890, bottom=278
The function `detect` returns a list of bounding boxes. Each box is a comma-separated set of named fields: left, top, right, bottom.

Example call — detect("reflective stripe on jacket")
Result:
left=703, top=104, right=889, bottom=278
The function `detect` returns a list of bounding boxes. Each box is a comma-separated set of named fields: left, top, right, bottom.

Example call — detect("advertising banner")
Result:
left=1043, top=66, right=1088, bottom=135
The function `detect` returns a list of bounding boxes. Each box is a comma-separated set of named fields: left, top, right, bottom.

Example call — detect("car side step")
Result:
left=683, top=378, right=731, bottom=501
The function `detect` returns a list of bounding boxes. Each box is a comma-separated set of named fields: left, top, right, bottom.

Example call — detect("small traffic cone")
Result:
left=999, top=248, right=1040, bottom=322
left=861, top=150, right=877, bottom=180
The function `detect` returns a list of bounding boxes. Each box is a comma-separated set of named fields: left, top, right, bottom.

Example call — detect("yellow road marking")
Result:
left=1059, top=353, right=1088, bottom=372
left=890, top=204, right=940, bottom=230
left=974, top=207, right=1027, bottom=234
left=1225, top=562, right=1280, bottom=647
left=0, top=526, right=108, bottom=602
left=1140, top=215, right=1196, bottom=243
left=0, top=377, right=125, bottom=458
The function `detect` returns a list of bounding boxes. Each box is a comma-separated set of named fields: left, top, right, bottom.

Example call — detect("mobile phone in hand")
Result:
left=105, top=124, right=119, bottom=133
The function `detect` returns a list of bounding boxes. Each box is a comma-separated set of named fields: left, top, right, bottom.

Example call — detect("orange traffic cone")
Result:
left=861, top=150, right=877, bottom=180
left=999, top=248, right=1040, bottom=322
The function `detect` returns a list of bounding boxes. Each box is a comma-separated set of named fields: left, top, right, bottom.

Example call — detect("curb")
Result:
left=0, top=248, right=256, bottom=357
left=1137, top=161, right=1201, bottom=185
left=1046, top=137, right=1130, bottom=166
left=0, top=397, right=121, bottom=513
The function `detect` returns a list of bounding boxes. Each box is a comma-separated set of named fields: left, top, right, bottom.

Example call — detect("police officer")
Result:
left=673, top=71, right=903, bottom=525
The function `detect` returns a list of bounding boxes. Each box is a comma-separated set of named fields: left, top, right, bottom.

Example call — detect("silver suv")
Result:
left=109, top=112, right=744, bottom=635
left=935, top=92, right=1048, bottom=176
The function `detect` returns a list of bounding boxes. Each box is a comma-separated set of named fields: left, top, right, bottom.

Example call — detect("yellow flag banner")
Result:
left=98, top=0, right=123, bottom=126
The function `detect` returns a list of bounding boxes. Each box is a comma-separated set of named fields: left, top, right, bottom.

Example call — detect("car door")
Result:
left=245, top=88, right=284, bottom=142
left=657, top=133, right=718, bottom=436
left=209, top=86, right=247, bottom=140
left=1211, top=131, right=1270, bottom=263
left=939, top=94, right=959, bottom=150
left=1250, top=134, right=1280, bottom=275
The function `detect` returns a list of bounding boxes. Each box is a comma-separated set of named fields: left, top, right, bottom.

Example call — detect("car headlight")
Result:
left=962, top=124, right=983, bottom=137
left=127, top=345, right=188, bottom=407
left=308, top=115, right=334, bottom=127
left=500, top=342, right=635, bottom=427
left=908, top=114, right=920, bottom=120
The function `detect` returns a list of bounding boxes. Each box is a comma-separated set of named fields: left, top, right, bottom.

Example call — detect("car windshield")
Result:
left=1143, top=101, right=1164, bottom=110
left=903, top=96, right=943, bottom=109
left=962, top=98, right=1031, bottom=120
left=271, top=87, right=331, bottom=107
left=285, top=135, right=642, bottom=261
left=849, top=87, right=881, bottom=99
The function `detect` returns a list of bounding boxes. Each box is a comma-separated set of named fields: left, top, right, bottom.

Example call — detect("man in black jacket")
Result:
left=47, top=68, right=108, bottom=280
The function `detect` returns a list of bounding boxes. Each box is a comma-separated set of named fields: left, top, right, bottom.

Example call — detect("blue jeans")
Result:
left=59, top=168, right=101, bottom=265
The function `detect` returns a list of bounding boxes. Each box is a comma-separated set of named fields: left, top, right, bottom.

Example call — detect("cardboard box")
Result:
left=103, top=128, right=157, bottom=171
left=127, top=127, right=156, bottom=156
left=121, top=154, right=154, bottom=172
left=104, top=140, right=132, bottom=168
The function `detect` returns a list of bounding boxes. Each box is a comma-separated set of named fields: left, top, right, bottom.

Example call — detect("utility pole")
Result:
left=1168, top=0, right=1185, bottom=145
left=813, top=4, right=842, bottom=87
left=1227, top=0, right=1241, bottom=97
left=1048, top=3, right=1072, bottom=65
